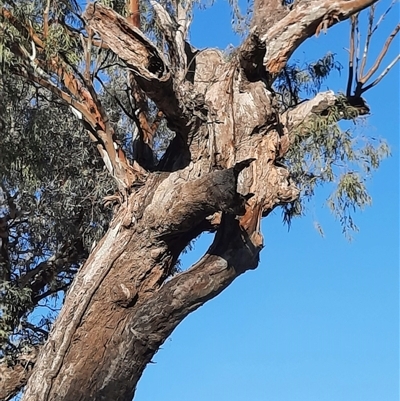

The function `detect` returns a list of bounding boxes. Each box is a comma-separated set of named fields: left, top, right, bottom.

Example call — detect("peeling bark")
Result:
left=13, top=1, right=380, bottom=400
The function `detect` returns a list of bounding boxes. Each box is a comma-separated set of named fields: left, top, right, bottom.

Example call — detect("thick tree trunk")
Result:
left=21, top=43, right=298, bottom=401
left=15, top=1, right=378, bottom=400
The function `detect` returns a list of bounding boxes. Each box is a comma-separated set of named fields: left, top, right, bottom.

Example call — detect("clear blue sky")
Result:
left=134, top=1, right=399, bottom=401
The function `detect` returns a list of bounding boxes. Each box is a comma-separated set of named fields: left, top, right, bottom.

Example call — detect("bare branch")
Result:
left=358, top=23, right=400, bottom=86
left=346, top=15, right=357, bottom=96
left=361, top=53, right=400, bottom=92
left=175, top=0, right=193, bottom=39
left=355, top=12, right=361, bottom=81
left=359, top=4, right=375, bottom=78
left=83, top=3, right=192, bottom=132
left=372, top=0, right=397, bottom=33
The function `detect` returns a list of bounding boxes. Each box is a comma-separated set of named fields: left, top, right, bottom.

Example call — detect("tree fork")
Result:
left=19, top=160, right=271, bottom=400
left=3, top=1, right=384, bottom=399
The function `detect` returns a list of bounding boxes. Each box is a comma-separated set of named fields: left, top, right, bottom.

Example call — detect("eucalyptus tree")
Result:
left=0, top=0, right=398, bottom=400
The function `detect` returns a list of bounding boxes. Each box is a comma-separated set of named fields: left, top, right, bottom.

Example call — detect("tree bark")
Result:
left=15, top=1, right=378, bottom=400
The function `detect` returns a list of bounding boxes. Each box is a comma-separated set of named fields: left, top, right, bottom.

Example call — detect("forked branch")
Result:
left=346, top=5, right=400, bottom=97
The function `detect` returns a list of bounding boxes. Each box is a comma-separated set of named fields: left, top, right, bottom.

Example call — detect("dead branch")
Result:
left=361, top=53, right=400, bottom=92
left=359, top=4, right=375, bottom=78
left=346, top=17, right=400, bottom=97
left=346, top=15, right=357, bottom=96
left=372, top=0, right=397, bottom=33
left=345, top=4, right=399, bottom=97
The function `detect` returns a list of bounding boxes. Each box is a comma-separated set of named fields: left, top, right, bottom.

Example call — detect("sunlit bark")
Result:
left=0, top=0, right=385, bottom=400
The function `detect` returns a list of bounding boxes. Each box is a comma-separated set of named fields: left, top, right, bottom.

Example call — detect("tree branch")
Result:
left=85, top=215, right=261, bottom=400
left=357, top=22, right=400, bottom=88
left=151, top=0, right=187, bottom=81
left=248, top=0, right=379, bottom=78
left=83, top=3, right=192, bottom=133
left=346, top=15, right=357, bottom=96
left=360, top=53, right=400, bottom=93
left=282, top=91, right=338, bottom=131
left=126, top=0, right=140, bottom=27
left=125, top=0, right=157, bottom=170
left=359, top=4, right=375, bottom=79
left=2, top=6, right=144, bottom=191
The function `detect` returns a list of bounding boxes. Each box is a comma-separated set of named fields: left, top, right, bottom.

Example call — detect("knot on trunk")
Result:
left=111, top=283, right=138, bottom=308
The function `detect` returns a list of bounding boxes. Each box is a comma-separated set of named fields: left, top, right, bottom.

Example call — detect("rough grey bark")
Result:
left=0, top=0, right=380, bottom=400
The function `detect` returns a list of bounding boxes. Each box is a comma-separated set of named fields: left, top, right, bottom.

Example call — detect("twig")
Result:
left=372, top=0, right=397, bottom=34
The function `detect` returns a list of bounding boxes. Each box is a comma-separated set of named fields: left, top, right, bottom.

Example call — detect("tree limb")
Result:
left=125, top=0, right=157, bottom=170
left=282, top=91, right=338, bottom=131
left=359, top=4, right=375, bottom=79
left=346, top=15, right=357, bottom=97
left=83, top=3, right=192, bottom=133
left=360, top=53, right=400, bottom=93
left=151, top=0, right=187, bottom=80
left=248, top=0, right=379, bottom=78
left=2, top=6, right=144, bottom=191
left=357, top=23, right=400, bottom=88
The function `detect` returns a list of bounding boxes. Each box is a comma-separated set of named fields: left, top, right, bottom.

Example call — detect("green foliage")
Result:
left=275, top=53, right=343, bottom=109
left=0, top=282, right=33, bottom=356
left=282, top=96, right=389, bottom=237
left=98, top=0, right=127, bottom=15
left=273, top=52, right=389, bottom=237
left=0, top=73, right=114, bottom=359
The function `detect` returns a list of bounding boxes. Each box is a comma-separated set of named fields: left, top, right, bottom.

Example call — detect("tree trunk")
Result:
left=16, top=1, right=378, bottom=400
left=21, top=41, right=298, bottom=400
